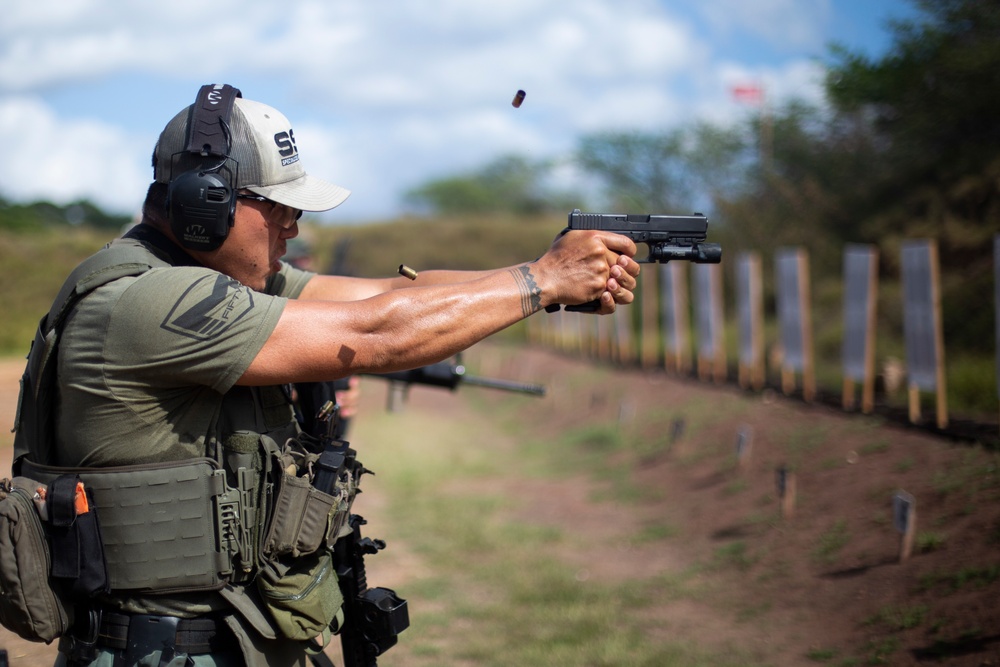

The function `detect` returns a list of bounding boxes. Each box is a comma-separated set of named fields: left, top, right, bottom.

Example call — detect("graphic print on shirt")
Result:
left=161, top=275, right=255, bottom=340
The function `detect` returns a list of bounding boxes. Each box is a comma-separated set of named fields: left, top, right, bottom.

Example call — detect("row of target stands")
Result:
left=527, top=239, right=955, bottom=430
left=527, top=241, right=932, bottom=562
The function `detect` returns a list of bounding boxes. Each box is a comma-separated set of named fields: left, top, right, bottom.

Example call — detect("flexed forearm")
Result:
left=242, top=230, right=638, bottom=385
left=242, top=263, right=553, bottom=385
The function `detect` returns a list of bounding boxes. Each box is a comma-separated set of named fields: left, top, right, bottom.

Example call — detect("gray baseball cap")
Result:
left=153, top=96, right=351, bottom=212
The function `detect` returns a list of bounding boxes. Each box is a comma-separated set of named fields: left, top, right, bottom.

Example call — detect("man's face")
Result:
left=208, top=194, right=302, bottom=291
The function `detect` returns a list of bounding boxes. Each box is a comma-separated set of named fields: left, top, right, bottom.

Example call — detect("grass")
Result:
left=917, top=565, right=1000, bottom=594
left=859, top=440, right=890, bottom=456
left=862, top=636, right=901, bottom=665
left=916, top=531, right=946, bottom=553
left=894, top=457, right=915, bottom=473
left=864, top=604, right=930, bottom=632
left=711, top=541, right=757, bottom=572
left=813, top=520, right=851, bottom=565
left=806, top=647, right=838, bottom=662
left=0, top=227, right=112, bottom=354
left=352, top=388, right=763, bottom=666
left=773, top=421, right=833, bottom=469
left=931, top=450, right=1000, bottom=499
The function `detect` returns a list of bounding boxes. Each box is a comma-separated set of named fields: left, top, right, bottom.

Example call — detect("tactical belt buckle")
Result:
left=124, top=614, right=180, bottom=665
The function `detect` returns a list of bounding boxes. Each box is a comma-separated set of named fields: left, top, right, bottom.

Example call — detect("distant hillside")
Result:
left=0, top=196, right=132, bottom=233
left=0, top=213, right=562, bottom=355
left=303, top=212, right=564, bottom=278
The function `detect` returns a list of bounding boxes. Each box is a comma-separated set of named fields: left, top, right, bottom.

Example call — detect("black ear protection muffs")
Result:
left=167, top=84, right=243, bottom=252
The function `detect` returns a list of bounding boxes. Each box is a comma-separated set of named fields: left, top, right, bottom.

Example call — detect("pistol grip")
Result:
left=564, top=299, right=600, bottom=313
left=544, top=299, right=600, bottom=313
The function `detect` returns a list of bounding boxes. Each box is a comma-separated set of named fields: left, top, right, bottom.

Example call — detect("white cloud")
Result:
left=0, top=0, right=892, bottom=219
left=0, top=95, right=148, bottom=212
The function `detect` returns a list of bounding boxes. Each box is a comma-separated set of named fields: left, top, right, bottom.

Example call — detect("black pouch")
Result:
left=47, top=475, right=110, bottom=598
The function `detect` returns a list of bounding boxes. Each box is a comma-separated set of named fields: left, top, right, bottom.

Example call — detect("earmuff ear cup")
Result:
left=167, top=169, right=236, bottom=252
left=166, top=84, right=243, bottom=252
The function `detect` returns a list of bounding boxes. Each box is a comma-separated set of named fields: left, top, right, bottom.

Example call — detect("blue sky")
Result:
left=0, top=0, right=919, bottom=223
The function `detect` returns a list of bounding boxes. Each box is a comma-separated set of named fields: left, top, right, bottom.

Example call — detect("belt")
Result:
left=97, top=611, right=233, bottom=655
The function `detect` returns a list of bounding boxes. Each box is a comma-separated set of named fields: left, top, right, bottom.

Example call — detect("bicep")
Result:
left=239, top=269, right=531, bottom=386
left=239, top=299, right=373, bottom=386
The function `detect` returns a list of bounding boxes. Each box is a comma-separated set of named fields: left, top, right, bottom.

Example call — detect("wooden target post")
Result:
left=735, top=252, right=765, bottom=390
left=775, top=248, right=815, bottom=401
left=901, top=240, right=948, bottom=429
left=775, top=466, right=796, bottom=520
left=660, top=263, right=691, bottom=375
left=587, top=314, right=600, bottom=359
left=567, top=312, right=585, bottom=355
left=841, top=245, right=879, bottom=413
left=894, top=491, right=917, bottom=563
left=694, top=263, right=727, bottom=384
left=640, top=264, right=660, bottom=368
left=735, top=426, right=753, bottom=473
left=614, top=307, right=635, bottom=364
left=995, top=235, right=1000, bottom=435
left=595, top=310, right=611, bottom=361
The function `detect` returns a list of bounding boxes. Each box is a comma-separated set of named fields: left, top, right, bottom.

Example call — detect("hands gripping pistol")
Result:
left=548, top=208, right=723, bottom=312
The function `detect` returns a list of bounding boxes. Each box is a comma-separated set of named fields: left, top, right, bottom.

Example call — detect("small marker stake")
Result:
left=893, top=490, right=917, bottom=562
left=775, top=466, right=796, bottom=519
left=735, top=426, right=753, bottom=472
left=669, top=418, right=685, bottom=446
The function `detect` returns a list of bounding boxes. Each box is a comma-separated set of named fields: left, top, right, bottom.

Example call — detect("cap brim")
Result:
left=248, top=174, right=351, bottom=212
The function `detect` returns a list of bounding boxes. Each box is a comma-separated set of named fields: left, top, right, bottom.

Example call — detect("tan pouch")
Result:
left=257, top=551, right=343, bottom=642
left=262, top=472, right=338, bottom=559
left=0, top=477, right=71, bottom=643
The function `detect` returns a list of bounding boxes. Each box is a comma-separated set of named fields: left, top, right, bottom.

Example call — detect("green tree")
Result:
left=825, top=0, right=1000, bottom=245
left=404, top=155, right=579, bottom=216
left=575, top=130, right=694, bottom=212
left=825, top=0, right=1000, bottom=349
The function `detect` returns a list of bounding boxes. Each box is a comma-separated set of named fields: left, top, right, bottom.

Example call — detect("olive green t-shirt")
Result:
left=56, top=258, right=314, bottom=467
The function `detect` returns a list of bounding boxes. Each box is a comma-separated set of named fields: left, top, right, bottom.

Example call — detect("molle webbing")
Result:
left=20, top=458, right=251, bottom=594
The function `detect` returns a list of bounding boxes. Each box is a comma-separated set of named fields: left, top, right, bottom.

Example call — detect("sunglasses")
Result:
left=236, top=193, right=303, bottom=228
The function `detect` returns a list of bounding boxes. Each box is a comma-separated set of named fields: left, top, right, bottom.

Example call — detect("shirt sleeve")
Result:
left=104, top=266, right=287, bottom=394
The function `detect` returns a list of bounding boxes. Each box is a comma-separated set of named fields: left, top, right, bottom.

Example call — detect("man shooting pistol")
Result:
left=547, top=209, right=722, bottom=312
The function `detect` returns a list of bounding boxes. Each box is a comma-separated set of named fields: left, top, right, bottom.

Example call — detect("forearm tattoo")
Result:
left=510, top=264, right=543, bottom=316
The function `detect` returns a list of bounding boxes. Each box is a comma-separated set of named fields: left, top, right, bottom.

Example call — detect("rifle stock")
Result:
left=365, top=360, right=545, bottom=411
left=333, top=515, right=409, bottom=667
left=309, top=403, right=409, bottom=666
